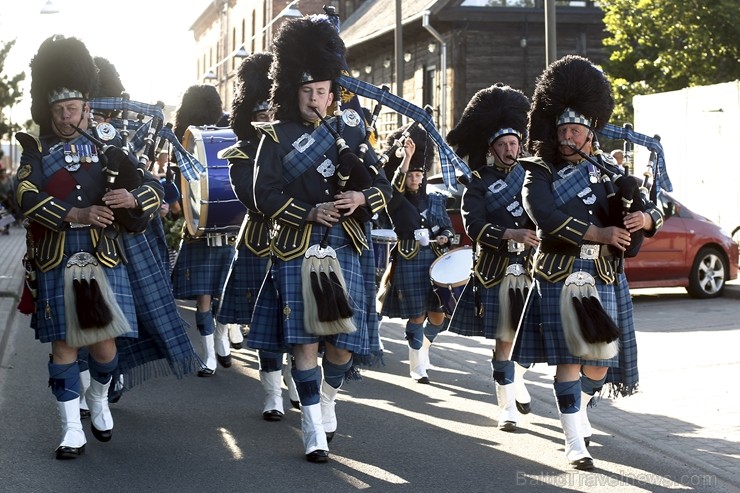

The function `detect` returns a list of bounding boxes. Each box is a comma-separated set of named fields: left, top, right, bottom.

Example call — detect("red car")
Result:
left=624, top=192, right=738, bottom=298
left=428, top=175, right=739, bottom=299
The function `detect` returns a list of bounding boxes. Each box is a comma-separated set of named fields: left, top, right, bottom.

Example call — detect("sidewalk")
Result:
left=0, top=224, right=25, bottom=362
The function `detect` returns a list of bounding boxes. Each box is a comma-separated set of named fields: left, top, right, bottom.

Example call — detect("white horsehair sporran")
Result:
left=496, top=263, right=532, bottom=342
left=559, top=271, right=619, bottom=360
left=63, top=252, right=131, bottom=347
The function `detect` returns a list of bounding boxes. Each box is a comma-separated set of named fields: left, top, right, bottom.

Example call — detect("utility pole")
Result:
left=545, top=0, right=557, bottom=66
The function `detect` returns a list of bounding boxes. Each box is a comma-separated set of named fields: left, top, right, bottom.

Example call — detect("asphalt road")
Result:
left=0, top=289, right=737, bottom=493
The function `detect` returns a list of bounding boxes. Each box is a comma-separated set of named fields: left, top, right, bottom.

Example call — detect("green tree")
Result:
left=0, top=39, right=26, bottom=139
left=600, top=0, right=740, bottom=123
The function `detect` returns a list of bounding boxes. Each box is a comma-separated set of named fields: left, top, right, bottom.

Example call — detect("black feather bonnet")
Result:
left=29, top=35, right=98, bottom=134
left=270, top=15, right=346, bottom=121
left=230, top=52, right=273, bottom=141
left=383, top=123, right=434, bottom=181
left=527, top=55, right=614, bottom=163
left=173, top=84, right=224, bottom=141
left=446, top=83, right=529, bottom=170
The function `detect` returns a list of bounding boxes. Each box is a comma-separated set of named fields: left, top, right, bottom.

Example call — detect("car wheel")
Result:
left=687, top=247, right=727, bottom=299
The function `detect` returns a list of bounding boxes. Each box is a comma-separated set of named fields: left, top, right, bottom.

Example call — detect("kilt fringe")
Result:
left=121, top=353, right=202, bottom=389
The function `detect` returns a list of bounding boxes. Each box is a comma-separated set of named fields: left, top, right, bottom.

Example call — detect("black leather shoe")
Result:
left=516, top=401, right=532, bottom=415
left=416, top=376, right=430, bottom=384
left=571, top=457, right=594, bottom=471
left=262, top=410, right=283, bottom=421
left=197, top=367, right=216, bottom=377
left=91, top=424, right=112, bottom=442
left=108, top=387, right=124, bottom=404
left=499, top=421, right=517, bottom=432
left=80, top=408, right=91, bottom=419
left=56, top=444, right=85, bottom=460
left=230, top=342, right=242, bottom=350
left=217, top=354, right=232, bottom=368
left=306, top=450, right=329, bottom=463
left=290, top=399, right=301, bottom=410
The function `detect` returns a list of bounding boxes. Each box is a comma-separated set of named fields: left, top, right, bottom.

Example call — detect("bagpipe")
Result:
left=75, top=95, right=209, bottom=234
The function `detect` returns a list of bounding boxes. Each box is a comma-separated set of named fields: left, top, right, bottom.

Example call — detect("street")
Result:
left=0, top=289, right=737, bottom=492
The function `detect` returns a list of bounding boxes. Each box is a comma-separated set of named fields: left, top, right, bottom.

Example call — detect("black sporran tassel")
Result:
left=508, top=287, right=525, bottom=330
left=581, top=296, right=620, bottom=343
left=572, top=296, right=600, bottom=343
left=319, top=270, right=340, bottom=322
left=73, top=278, right=94, bottom=329
left=87, top=277, right=113, bottom=328
left=329, top=269, right=354, bottom=319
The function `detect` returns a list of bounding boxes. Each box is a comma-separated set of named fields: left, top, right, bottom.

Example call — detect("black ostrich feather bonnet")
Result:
left=230, top=52, right=273, bottom=141
left=446, top=83, right=529, bottom=170
left=173, top=85, right=224, bottom=141
left=29, top=35, right=98, bottom=135
left=270, top=15, right=346, bottom=122
left=527, top=55, right=614, bottom=162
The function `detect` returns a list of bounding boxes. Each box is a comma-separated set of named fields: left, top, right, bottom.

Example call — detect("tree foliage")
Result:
left=600, top=0, right=740, bottom=123
left=0, top=39, right=26, bottom=139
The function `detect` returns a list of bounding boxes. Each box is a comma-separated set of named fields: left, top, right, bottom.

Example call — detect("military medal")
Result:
left=587, top=162, right=599, bottom=184
left=64, top=144, right=73, bottom=163
left=91, top=146, right=99, bottom=163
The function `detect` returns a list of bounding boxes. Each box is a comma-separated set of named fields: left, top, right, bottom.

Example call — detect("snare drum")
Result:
left=371, top=229, right=397, bottom=282
left=180, top=126, right=246, bottom=237
left=429, top=246, right=473, bottom=316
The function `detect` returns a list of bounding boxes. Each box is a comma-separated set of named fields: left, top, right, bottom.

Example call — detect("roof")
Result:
left=340, top=0, right=451, bottom=47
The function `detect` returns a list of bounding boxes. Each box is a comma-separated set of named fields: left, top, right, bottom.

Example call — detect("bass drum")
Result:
left=180, top=126, right=246, bottom=237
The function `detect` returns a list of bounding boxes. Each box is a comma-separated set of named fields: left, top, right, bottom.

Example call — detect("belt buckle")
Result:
left=580, top=244, right=600, bottom=260
left=508, top=240, right=525, bottom=254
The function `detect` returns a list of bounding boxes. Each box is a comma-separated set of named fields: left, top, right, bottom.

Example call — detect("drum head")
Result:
left=180, top=126, right=242, bottom=236
left=430, top=247, right=473, bottom=287
left=371, top=228, right=398, bottom=244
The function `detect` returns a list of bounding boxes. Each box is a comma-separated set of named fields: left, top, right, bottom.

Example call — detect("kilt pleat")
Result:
left=380, top=247, right=442, bottom=319
left=448, top=277, right=500, bottom=338
left=34, top=228, right=137, bottom=343
left=115, top=230, right=200, bottom=387
left=512, top=258, right=619, bottom=367
left=216, top=245, right=270, bottom=325
left=605, top=272, right=639, bottom=396
left=247, top=225, right=369, bottom=354
left=171, top=239, right=234, bottom=299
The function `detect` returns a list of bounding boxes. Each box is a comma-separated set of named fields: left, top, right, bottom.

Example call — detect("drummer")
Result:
left=378, top=124, right=454, bottom=384
left=446, top=84, right=539, bottom=431
left=170, top=85, right=235, bottom=377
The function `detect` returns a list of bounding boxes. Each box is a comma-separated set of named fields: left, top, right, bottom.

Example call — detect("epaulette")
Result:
left=253, top=121, right=279, bottom=143
left=519, top=156, right=551, bottom=173
left=217, top=141, right=253, bottom=161
left=15, top=132, right=42, bottom=153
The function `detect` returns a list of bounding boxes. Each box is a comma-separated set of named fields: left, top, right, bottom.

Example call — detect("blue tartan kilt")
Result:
left=216, top=244, right=269, bottom=325
left=171, top=238, right=234, bottom=300
left=448, top=276, right=500, bottom=338
left=361, top=223, right=380, bottom=355
left=115, top=230, right=199, bottom=387
left=247, top=225, right=369, bottom=354
left=606, top=272, right=639, bottom=396
left=511, top=258, right=619, bottom=367
left=146, top=216, right=170, bottom=273
left=34, top=228, right=137, bottom=343
left=380, top=246, right=443, bottom=319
